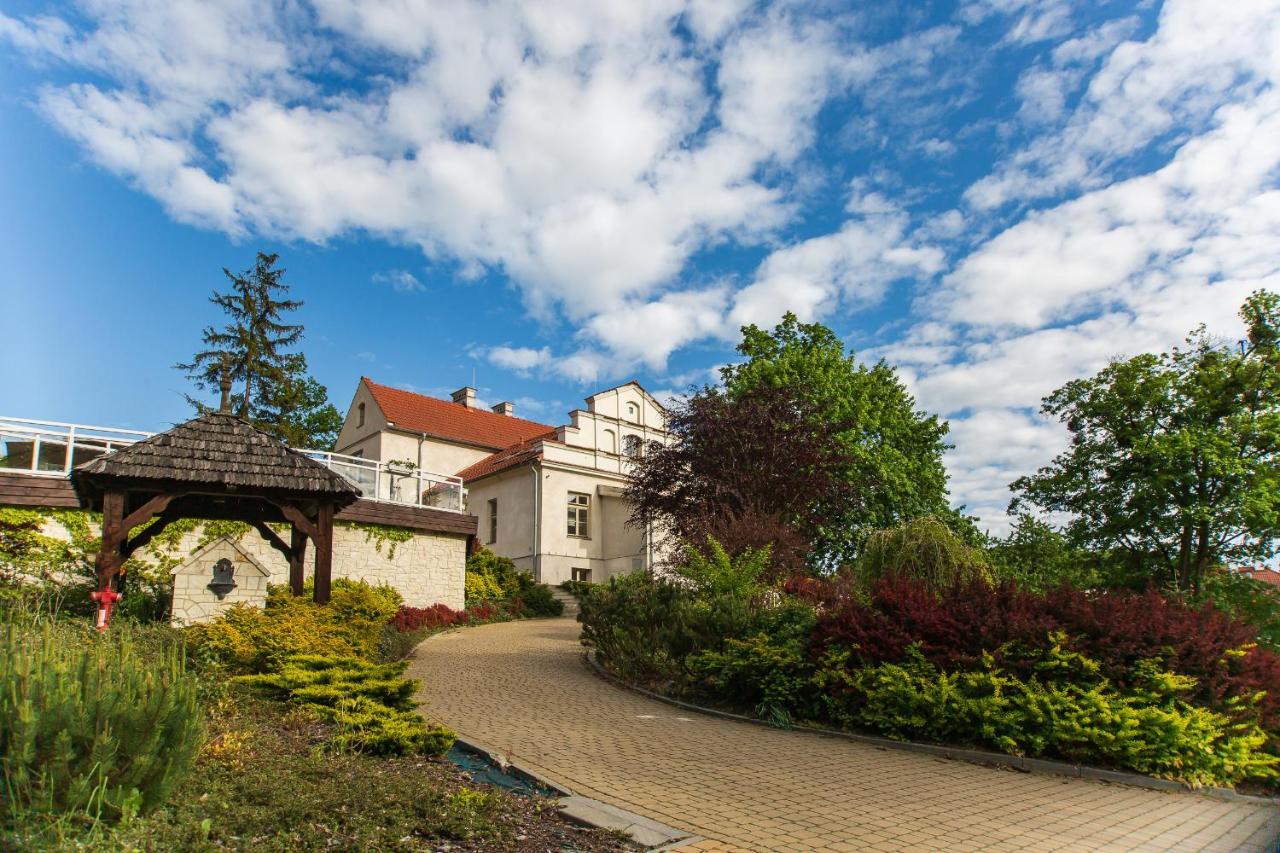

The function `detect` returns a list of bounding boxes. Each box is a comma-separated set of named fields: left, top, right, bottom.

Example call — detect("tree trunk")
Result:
left=1191, top=521, right=1212, bottom=595
left=1176, top=522, right=1193, bottom=592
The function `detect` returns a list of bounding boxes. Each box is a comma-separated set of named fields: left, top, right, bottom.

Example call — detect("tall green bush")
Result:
left=1, top=622, right=203, bottom=820
left=465, top=547, right=533, bottom=602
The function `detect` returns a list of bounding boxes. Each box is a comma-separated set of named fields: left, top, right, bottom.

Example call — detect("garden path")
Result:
left=408, top=618, right=1280, bottom=852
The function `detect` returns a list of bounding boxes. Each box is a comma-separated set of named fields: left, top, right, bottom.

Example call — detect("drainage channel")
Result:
left=445, top=743, right=557, bottom=798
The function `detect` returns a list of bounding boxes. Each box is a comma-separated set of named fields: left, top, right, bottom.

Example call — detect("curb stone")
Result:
left=582, top=649, right=1280, bottom=809
left=448, top=735, right=696, bottom=849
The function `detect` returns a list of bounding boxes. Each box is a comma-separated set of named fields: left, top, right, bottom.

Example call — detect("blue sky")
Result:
left=2, top=0, right=1277, bottom=533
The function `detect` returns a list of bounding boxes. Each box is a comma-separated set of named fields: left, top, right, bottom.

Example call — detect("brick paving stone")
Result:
left=408, top=618, right=1280, bottom=853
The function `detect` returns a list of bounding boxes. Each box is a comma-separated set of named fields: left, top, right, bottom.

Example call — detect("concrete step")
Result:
left=549, top=586, right=580, bottom=617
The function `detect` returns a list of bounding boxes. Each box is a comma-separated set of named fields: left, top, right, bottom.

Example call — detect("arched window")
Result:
left=625, top=402, right=640, bottom=422
left=602, top=428, right=617, bottom=454
left=623, top=435, right=642, bottom=457
left=357, top=402, right=366, bottom=428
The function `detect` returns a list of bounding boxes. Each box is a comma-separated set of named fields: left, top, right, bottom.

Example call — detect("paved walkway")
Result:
left=408, top=618, right=1280, bottom=852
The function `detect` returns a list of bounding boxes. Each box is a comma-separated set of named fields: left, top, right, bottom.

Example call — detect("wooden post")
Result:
left=313, top=503, right=334, bottom=604
left=95, top=490, right=126, bottom=591
left=289, top=525, right=308, bottom=595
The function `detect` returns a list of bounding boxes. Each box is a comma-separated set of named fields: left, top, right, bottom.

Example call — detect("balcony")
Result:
left=0, top=416, right=465, bottom=513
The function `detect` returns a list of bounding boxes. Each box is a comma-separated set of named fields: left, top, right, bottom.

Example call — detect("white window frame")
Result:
left=567, top=491, right=591, bottom=539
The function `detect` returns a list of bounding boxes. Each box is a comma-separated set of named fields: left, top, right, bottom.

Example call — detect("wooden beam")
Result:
left=313, top=502, right=334, bottom=605
left=95, top=490, right=126, bottom=590
left=289, top=525, right=307, bottom=595
left=121, top=492, right=178, bottom=534
left=275, top=502, right=320, bottom=542
left=250, top=519, right=292, bottom=560
left=122, top=510, right=180, bottom=558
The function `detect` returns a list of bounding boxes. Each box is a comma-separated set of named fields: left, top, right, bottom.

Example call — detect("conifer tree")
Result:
left=177, top=252, right=342, bottom=448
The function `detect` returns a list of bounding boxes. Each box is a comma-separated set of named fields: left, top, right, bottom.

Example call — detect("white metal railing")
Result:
left=0, top=416, right=465, bottom=513
left=296, top=450, right=465, bottom=513
left=0, top=416, right=152, bottom=475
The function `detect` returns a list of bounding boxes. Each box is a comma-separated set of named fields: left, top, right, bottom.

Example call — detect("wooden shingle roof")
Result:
left=72, top=412, right=360, bottom=503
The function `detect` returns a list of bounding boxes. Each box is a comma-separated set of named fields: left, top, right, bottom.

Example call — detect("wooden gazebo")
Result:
left=72, top=411, right=360, bottom=607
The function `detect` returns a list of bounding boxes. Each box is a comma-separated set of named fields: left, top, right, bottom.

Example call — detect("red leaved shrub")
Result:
left=808, top=575, right=1280, bottom=734
left=466, top=601, right=501, bottom=622
left=390, top=603, right=467, bottom=633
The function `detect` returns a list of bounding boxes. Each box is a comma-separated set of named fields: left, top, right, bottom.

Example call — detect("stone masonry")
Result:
left=37, top=516, right=466, bottom=611
left=171, top=537, right=271, bottom=625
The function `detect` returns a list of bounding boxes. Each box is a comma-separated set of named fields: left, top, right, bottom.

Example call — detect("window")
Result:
left=625, top=402, right=640, bottom=422
left=567, top=492, right=591, bottom=538
left=356, top=402, right=366, bottom=428
left=602, top=428, right=617, bottom=454
left=572, top=567, right=592, bottom=583
left=623, top=435, right=642, bottom=457
left=487, top=498, right=498, bottom=544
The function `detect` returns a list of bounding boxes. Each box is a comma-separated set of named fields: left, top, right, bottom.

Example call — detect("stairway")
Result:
left=549, top=586, right=580, bottom=618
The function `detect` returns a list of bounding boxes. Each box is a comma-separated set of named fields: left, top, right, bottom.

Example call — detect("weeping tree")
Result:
left=858, top=515, right=992, bottom=591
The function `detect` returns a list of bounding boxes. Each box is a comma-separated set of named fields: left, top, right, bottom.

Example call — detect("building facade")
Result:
left=335, top=378, right=668, bottom=585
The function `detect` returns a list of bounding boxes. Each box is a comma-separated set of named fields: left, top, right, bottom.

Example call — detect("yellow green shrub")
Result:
left=237, top=655, right=454, bottom=756
left=187, top=578, right=400, bottom=673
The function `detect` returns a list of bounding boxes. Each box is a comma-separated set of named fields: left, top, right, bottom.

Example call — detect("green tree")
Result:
left=255, top=354, right=345, bottom=449
left=177, top=252, right=342, bottom=448
left=720, top=313, right=954, bottom=564
left=1010, top=291, right=1280, bottom=593
left=985, top=513, right=1099, bottom=592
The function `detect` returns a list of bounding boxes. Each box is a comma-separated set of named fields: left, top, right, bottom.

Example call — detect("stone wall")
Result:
left=171, top=537, right=271, bottom=625
left=33, top=515, right=467, bottom=611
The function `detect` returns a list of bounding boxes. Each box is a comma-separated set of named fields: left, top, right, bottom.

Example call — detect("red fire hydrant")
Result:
left=90, top=588, right=121, bottom=633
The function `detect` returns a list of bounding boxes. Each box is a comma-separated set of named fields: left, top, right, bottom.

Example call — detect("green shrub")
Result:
left=560, top=579, right=595, bottom=600
left=327, top=696, right=456, bottom=756
left=465, top=547, right=533, bottom=602
left=464, top=571, right=504, bottom=603
left=686, top=603, right=817, bottom=726
left=236, top=655, right=454, bottom=757
left=0, top=621, right=203, bottom=820
left=578, top=573, right=702, bottom=682
left=676, top=537, right=772, bottom=601
left=515, top=584, right=564, bottom=617
left=813, top=644, right=1278, bottom=787
left=1197, top=569, right=1280, bottom=652
left=186, top=600, right=352, bottom=673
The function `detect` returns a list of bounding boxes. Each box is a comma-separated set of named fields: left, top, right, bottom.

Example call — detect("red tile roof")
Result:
left=1239, top=567, right=1280, bottom=590
left=362, top=378, right=553, bottom=451
left=454, top=432, right=557, bottom=481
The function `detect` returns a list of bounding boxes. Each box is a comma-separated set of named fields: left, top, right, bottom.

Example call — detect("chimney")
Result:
left=451, top=386, right=477, bottom=408
left=491, top=401, right=515, bottom=416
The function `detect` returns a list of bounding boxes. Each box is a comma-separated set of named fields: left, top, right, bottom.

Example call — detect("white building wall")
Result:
left=463, top=466, right=538, bottom=574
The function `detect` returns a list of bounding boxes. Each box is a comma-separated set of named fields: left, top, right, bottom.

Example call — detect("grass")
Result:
left=3, top=689, right=633, bottom=852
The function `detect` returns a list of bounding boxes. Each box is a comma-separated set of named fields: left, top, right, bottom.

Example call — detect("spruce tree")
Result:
left=177, top=252, right=342, bottom=448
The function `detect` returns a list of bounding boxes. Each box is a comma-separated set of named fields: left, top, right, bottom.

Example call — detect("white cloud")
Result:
left=967, top=0, right=1280, bottom=210
left=487, top=346, right=552, bottom=374
left=729, top=208, right=944, bottom=333
left=372, top=270, right=425, bottom=293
